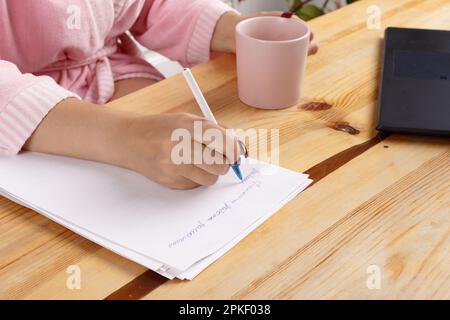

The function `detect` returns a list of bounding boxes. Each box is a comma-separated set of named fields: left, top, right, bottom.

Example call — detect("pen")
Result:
left=182, top=68, right=246, bottom=182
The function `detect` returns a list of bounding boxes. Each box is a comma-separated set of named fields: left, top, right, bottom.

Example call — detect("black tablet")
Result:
left=377, top=27, right=450, bottom=136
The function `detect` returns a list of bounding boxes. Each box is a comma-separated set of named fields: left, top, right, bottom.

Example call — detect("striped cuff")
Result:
left=187, top=1, right=238, bottom=65
left=0, top=78, right=79, bottom=156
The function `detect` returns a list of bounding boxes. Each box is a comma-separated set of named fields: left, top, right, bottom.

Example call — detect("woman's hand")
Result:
left=120, top=113, right=241, bottom=189
left=212, top=11, right=318, bottom=55
left=25, top=98, right=241, bottom=190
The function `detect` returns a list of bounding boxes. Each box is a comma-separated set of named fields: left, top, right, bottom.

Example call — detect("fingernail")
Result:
left=281, top=11, right=294, bottom=19
left=238, top=140, right=248, bottom=158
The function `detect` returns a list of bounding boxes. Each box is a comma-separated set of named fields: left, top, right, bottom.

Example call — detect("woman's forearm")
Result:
left=22, top=97, right=241, bottom=190
left=23, top=98, right=135, bottom=168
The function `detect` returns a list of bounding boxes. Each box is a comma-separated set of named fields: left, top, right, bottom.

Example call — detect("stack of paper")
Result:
left=0, top=152, right=311, bottom=280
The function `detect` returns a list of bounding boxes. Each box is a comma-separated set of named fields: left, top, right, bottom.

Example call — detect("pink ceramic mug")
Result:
left=235, top=16, right=311, bottom=109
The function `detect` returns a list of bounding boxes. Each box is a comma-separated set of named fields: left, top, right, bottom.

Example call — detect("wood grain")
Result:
left=143, top=136, right=449, bottom=299
left=233, top=147, right=450, bottom=299
left=1, top=0, right=449, bottom=299
left=106, top=131, right=388, bottom=300
left=105, top=270, right=168, bottom=300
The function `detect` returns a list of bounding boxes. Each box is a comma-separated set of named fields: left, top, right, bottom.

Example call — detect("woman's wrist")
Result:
left=94, top=106, right=139, bottom=170
left=24, top=98, right=137, bottom=170
left=211, top=11, right=241, bottom=53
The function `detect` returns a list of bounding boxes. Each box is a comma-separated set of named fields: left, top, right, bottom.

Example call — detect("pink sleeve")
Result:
left=0, top=60, right=79, bottom=156
left=130, top=0, right=238, bottom=66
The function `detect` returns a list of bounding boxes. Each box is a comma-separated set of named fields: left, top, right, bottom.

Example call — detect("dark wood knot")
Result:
left=333, top=121, right=360, bottom=135
left=300, top=102, right=333, bottom=111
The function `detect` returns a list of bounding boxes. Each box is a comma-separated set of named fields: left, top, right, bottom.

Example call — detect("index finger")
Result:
left=179, top=114, right=244, bottom=165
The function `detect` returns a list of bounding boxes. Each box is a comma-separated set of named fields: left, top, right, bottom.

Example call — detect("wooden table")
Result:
left=1, top=0, right=449, bottom=299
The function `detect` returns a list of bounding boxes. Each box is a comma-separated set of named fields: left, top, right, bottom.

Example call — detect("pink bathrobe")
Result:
left=0, top=0, right=235, bottom=155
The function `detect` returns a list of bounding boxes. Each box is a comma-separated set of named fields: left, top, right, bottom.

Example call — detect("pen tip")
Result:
left=232, top=165, right=243, bottom=182
left=237, top=171, right=243, bottom=182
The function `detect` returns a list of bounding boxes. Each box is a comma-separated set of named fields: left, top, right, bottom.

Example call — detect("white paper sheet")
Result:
left=0, top=152, right=311, bottom=279
left=174, top=178, right=312, bottom=280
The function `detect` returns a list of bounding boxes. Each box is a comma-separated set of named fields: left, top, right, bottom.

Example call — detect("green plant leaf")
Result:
left=296, top=4, right=325, bottom=21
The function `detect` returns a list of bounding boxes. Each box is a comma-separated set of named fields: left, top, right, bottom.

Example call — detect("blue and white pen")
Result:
left=182, top=68, right=246, bottom=182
